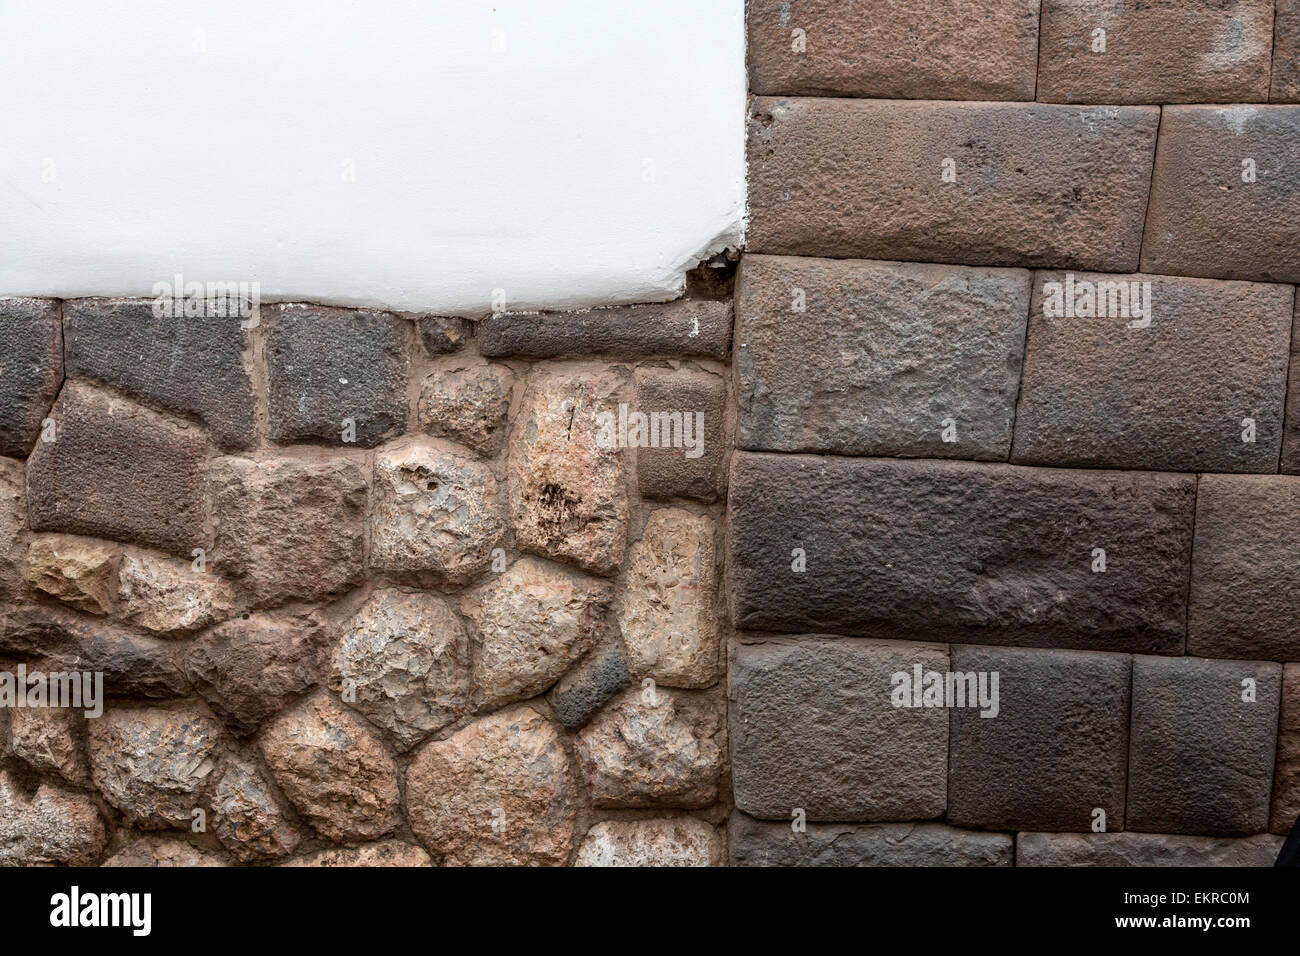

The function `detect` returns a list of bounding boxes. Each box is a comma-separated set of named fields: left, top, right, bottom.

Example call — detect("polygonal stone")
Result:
left=0, top=769, right=106, bottom=866
left=210, top=756, right=301, bottom=862
left=0, top=298, right=62, bottom=459
left=417, top=362, right=514, bottom=456
left=633, top=367, right=727, bottom=502
left=258, top=694, right=401, bottom=843
left=507, top=370, right=629, bottom=575
left=27, top=381, right=208, bottom=556
left=575, top=818, right=720, bottom=867
left=280, top=840, right=432, bottom=867
left=88, top=703, right=222, bottom=829
left=116, top=550, right=235, bottom=637
left=369, top=439, right=504, bottom=583
left=210, top=456, right=366, bottom=609
left=1272, top=664, right=1300, bottom=834
left=479, top=299, right=731, bottom=360
left=7, top=706, right=89, bottom=785
left=0, top=458, right=24, bottom=602
left=406, top=705, right=577, bottom=866
left=1017, top=831, right=1284, bottom=867
left=417, top=315, right=471, bottom=356
left=546, top=641, right=633, bottom=731
left=575, top=687, right=723, bottom=810
left=330, top=589, right=469, bottom=750
left=101, top=834, right=227, bottom=867
left=24, top=535, right=121, bottom=615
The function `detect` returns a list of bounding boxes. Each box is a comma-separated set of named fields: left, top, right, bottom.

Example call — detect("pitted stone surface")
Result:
left=417, top=363, right=514, bottom=456
left=0, top=298, right=62, bottom=460
left=117, top=550, right=235, bottom=637
left=575, top=818, right=721, bottom=867
left=281, top=840, right=432, bottom=867
left=480, top=300, right=731, bottom=360
left=547, top=641, right=633, bottom=731
left=102, top=834, right=227, bottom=867
left=24, top=535, right=121, bottom=615
left=0, top=458, right=24, bottom=602
left=1017, top=831, right=1284, bottom=867
left=210, top=756, right=301, bottom=862
left=8, top=706, right=89, bottom=786
left=0, top=769, right=106, bottom=866
left=633, top=368, right=728, bottom=502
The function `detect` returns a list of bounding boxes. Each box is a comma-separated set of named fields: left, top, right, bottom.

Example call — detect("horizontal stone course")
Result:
left=1017, top=831, right=1283, bottom=866
left=479, top=299, right=731, bottom=360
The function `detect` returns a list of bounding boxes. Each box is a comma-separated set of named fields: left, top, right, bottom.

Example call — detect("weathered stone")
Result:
left=417, top=363, right=514, bottom=456
left=8, top=706, right=89, bottom=785
left=210, top=456, right=366, bottom=608
left=417, top=315, right=471, bottom=355
left=1273, top=0, right=1300, bottom=102
left=187, top=612, right=329, bottom=736
left=508, top=370, right=629, bottom=575
left=102, top=834, right=227, bottom=867
left=748, top=0, right=1039, bottom=100
left=369, top=439, right=503, bottom=582
left=0, top=298, right=62, bottom=459
left=27, top=381, right=208, bottom=556
left=1038, top=0, right=1274, bottom=104
left=748, top=98, right=1159, bottom=271
left=280, top=840, right=432, bottom=867
left=462, top=557, right=610, bottom=710
left=210, top=756, right=301, bottom=862
left=117, top=550, right=235, bottom=637
left=729, top=811, right=1014, bottom=867
left=735, top=255, right=1029, bottom=460
left=24, top=535, right=121, bottom=615
left=1017, top=831, right=1284, bottom=867
left=1188, top=477, right=1300, bottom=659
left=576, top=687, right=723, bottom=810
left=406, top=705, right=577, bottom=866
left=64, top=298, right=256, bottom=450
left=0, top=770, right=106, bottom=866
left=259, top=694, right=401, bottom=843
left=546, top=641, right=633, bottom=731
left=575, top=818, right=720, bottom=867
left=947, top=645, right=1131, bottom=832
left=480, top=299, right=731, bottom=360
left=1128, top=656, right=1281, bottom=835
left=266, top=303, right=408, bottom=447
left=729, top=453, right=1195, bottom=653
left=89, top=703, right=222, bottom=829
left=634, top=368, right=727, bottom=502
left=619, top=509, right=720, bottom=688
left=1013, top=273, right=1292, bottom=472
left=1280, top=300, right=1300, bottom=473
left=730, top=637, right=947, bottom=821
left=1141, top=106, right=1300, bottom=283
left=0, top=458, right=24, bottom=602
left=1271, top=664, right=1300, bottom=834
left=330, top=589, right=469, bottom=749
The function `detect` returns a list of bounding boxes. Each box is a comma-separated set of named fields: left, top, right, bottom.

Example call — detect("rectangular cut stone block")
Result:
left=729, top=453, right=1194, bottom=653
left=1128, top=655, right=1281, bottom=836
left=947, top=645, right=1131, bottom=832
left=1012, top=272, right=1292, bottom=473
left=747, top=0, right=1040, bottom=101
left=1141, top=106, right=1300, bottom=283
left=1038, top=0, right=1274, bottom=104
left=64, top=299, right=256, bottom=451
left=633, top=368, right=727, bottom=503
left=735, top=255, right=1029, bottom=460
left=1272, top=664, right=1300, bottom=834
left=1189, top=476, right=1300, bottom=660
left=729, top=637, right=948, bottom=822
left=1017, top=831, right=1283, bottom=866
left=1272, top=0, right=1300, bottom=102
left=0, top=298, right=62, bottom=459
left=748, top=98, right=1158, bottom=271
left=479, top=299, right=731, bottom=360
left=728, top=811, right=1013, bottom=867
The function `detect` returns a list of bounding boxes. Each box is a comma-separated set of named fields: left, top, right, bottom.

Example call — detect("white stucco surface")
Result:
left=0, top=0, right=746, bottom=314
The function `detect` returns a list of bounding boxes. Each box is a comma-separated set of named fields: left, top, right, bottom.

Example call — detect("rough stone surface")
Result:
left=8, top=706, right=89, bottom=785
left=406, top=705, right=577, bottom=866
left=735, top=255, right=1029, bottom=460
left=947, top=645, right=1131, bottom=832
left=1188, top=476, right=1300, bottom=659
left=575, top=687, right=724, bottom=810
left=417, top=363, right=514, bottom=456
left=1017, top=831, right=1284, bottom=867
left=480, top=299, right=731, bottom=360
left=27, top=381, right=208, bottom=556
left=729, top=812, right=1014, bottom=867
left=369, top=439, right=504, bottom=582
left=330, top=589, right=469, bottom=749
left=210, top=756, right=301, bottom=862
left=730, top=637, right=947, bottom=821
left=462, top=557, right=611, bottom=710
left=747, top=0, right=1040, bottom=100
left=1013, top=273, right=1292, bottom=472
left=547, top=641, right=633, bottom=731
left=634, top=368, right=727, bottom=502
left=1038, top=0, right=1274, bottom=104
left=24, top=535, right=121, bottom=615
left=1281, top=300, right=1300, bottom=473
left=64, top=298, right=256, bottom=450
left=211, top=456, right=366, bottom=608
left=187, top=612, right=329, bottom=736
left=258, top=694, right=401, bottom=843
left=117, top=550, right=235, bottom=637
left=1274, top=0, right=1300, bottom=102
left=280, top=840, right=432, bottom=867
left=1271, top=664, right=1300, bottom=834
left=619, top=509, right=720, bottom=688
left=102, top=834, right=227, bottom=867
left=748, top=98, right=1159, bottom=271
left=0, top=770, right=106, bottom=866
left=88, top=703, right=221, bottom=829
left=1141, top=106, right=1300, bottom=283
left=1128, top=655, right=1281, bottom=835
left=575, top=818, right=720, bottom=867
left=508, top=370, right=629, bottom=575
left=730, top=453, right=1195, bottom=653
left=0, top=458, right=24, bottom=602
left=417, top=315, right=471, bottom=356
left=266, top=303, right=408, bottom=447
left=0, top=298, right=62, bottom=459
